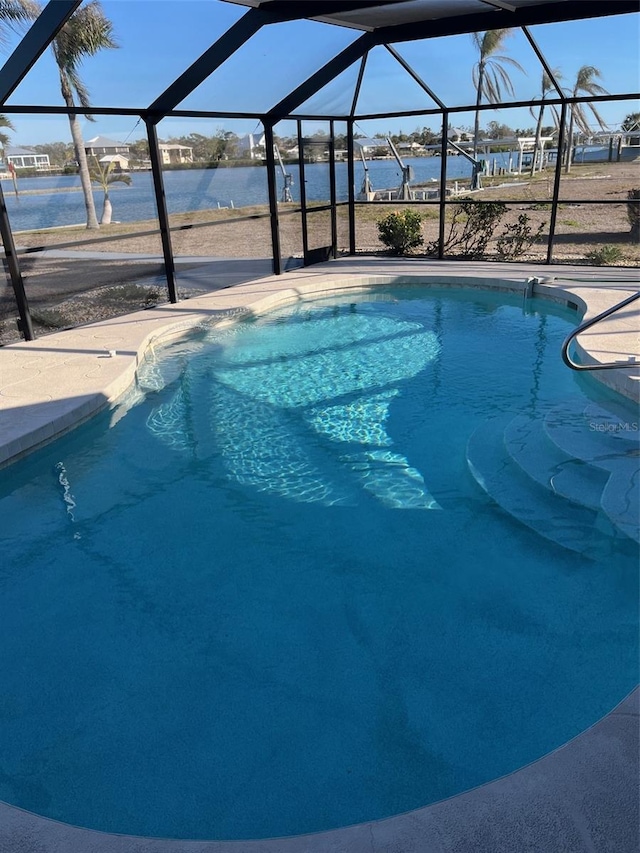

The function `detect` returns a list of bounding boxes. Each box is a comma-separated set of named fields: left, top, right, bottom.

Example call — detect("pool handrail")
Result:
left=560, top=289, right=640, bottom=371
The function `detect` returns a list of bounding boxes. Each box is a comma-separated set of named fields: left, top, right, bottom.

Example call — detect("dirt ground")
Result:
left=1, top=161, right=638, bottom=344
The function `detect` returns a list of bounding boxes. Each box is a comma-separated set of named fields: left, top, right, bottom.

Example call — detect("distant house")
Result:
left=448, top=127, right=472, bottom=143
left=159, top=143, right=193, bottom=165
left=397, top=141, right=425, bottom=155
left=237, top=133, right=266, bottom=159
left=96, top=153, right=129, bottom=171
left=85, top=135, right=130, bottom=157
left=353, top=137, right=389, bottom=156
left=4, top=146, right=50, bottom=171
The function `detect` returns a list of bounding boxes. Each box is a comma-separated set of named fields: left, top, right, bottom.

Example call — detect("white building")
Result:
left=85, top=136, right=130, bottom=157
left=95, top=153, right=130, bottom=171
left=237, top=132, right=266, bottom=159
left=4, top=146, right=50, bottom=171
left=159, top=143, right=193, bottom=165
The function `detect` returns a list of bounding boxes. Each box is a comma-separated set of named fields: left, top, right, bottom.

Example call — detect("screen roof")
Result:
left=222, top=0, right=636, bottom=37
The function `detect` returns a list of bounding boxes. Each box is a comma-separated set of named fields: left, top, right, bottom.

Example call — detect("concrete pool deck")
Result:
left=0, top=258, right=638, bottom=851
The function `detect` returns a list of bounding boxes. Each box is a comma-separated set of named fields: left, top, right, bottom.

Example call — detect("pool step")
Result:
left=504, top=413, right=610, bottom=511
left=467, top=417, right=616, bottom=558
left=467, top=393, right=640, bottom=553
left=543, top=398, right=640, bottom=465
left=544, top=398, right=639, bottom=543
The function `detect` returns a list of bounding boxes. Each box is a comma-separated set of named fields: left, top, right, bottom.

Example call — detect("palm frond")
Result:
left=54, top=1, right=116, bottom=79
left=0, top=0, right=38, bottom=45
left=491, top=53, right=525, bottom=73
left=492, top=62, right=517, bottom=96
left=67, top=66, right=91, bottom=110
left=479, top=28, right=514, bottom=58
left=542, top=68, right=562, bottom=94
left=53, top=0, right=116, bottom=114
left=483, top=75, right=501, bottom=103
left=89, top=156, right=131, bottom=189
left=572, top=65, right=608, bottom=97
left=583, top=101, right=609, bottom=131
left=482, top=63, right=517, bottom=102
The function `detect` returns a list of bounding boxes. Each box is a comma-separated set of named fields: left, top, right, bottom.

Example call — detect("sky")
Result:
left=0, top=0, right=638, bottom=147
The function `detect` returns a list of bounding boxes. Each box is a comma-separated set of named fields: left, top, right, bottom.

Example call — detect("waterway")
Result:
left=0, top=144, right=619, bottom=233
left=0, top=156, right=485, bottom=233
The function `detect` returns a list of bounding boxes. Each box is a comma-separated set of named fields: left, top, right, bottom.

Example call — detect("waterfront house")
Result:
left=4, top=146, right=50, bottom=171
left=85, top=135, right=130, bottom=158
left=159, top=143, right=194, bottom=165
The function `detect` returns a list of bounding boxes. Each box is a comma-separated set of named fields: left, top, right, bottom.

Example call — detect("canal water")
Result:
left=0, top=145, right=621, bottom=233
left=0, top=156, right=482, bottom=232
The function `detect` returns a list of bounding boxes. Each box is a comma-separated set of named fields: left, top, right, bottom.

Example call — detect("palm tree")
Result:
left=563, top=65, right=608, bottom=173
left=621, top=111, right=640, bottom=146
left=529, top=69, right=561, bottom=176
left=0, top=1, right=38, bottom=154
left=52, top=0, right=117, bottom=229
left=89, top=156, right=131, bottom=225
left=0, top=0, right=35, bottom=40
left=471, top=29, right=525, bottom=171
left=0, top=113, right=14, bottom=149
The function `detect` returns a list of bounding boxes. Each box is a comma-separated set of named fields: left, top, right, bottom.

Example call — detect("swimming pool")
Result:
left=0, top=284, right=637, bottom=840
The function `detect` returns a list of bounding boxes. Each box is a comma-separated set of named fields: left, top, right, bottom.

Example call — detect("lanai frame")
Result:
left=0, top=0, right=638, bottom=340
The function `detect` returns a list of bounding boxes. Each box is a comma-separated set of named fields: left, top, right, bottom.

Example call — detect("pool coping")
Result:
left=0, top=258, right=638, bottom=852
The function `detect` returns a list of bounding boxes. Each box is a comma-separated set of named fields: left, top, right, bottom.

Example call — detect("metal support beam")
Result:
left=0, top=0, right=81, bottom=106
left=546, top=101, right=568, bottom=264
left=145, top=119, right=178, bottom=302
left=264, top=123, right=282, bottom=275
left=0, top=183, right=34, bottom=340
left=263, top=0, right=401, bottom=14
left=266, top=32, right=375, bottom=122
left=347, top=120, right=356, bottom=254
left=352, top=90, right=640, bottom=122
left=297, top=120, right=309, bottom=261
left=329, top=120, right=338, bottom=258
left=521, top=27, right=563, bottom=96
left=438, top=111, right=448, bottom=260
left=350, top=52, right=368, bottom=118
left=370, top=1, right=639, bottom=46
left=383, top=44, right=447, bottom=110
left=146, top=1, right=388, bottom=118
left=147, top=8, right=269, bottom=118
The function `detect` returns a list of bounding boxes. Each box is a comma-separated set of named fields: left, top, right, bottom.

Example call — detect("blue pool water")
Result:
left=0, top=286, right=637, bottom=840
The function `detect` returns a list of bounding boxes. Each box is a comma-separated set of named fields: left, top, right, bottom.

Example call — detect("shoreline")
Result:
left=1, top=162, right=638, bottom=344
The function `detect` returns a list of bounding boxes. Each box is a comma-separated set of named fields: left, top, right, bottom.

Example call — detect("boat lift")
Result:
left=359, top=147, right=374, bottom=200
left=386, top=136, right=414, bottom=200
left=447, top=138, right=483, bottom=190
left=274, top=144, right=293, bottom=202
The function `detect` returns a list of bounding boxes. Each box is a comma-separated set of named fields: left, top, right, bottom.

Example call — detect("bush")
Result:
left=496, top=213, right=545, bottom=260
left=585, top=245, right=624, bottom=266
left=425, top=199, right=546, bottom=260
left=426, top=200, right=507, bottom=259
left=626, top=189, right=640, bottom=240
left=377, top=209, right=424, bottom=255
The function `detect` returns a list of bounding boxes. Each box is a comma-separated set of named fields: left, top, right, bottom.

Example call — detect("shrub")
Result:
left=626, top=189, right=640, bottom=240
left=377, top=209, right=424, bottom=255
left=426, top=200, right=507, bottom=259
left=425, top=200, right=546, bottom=260
left=496, top=214, right=545, bottom=260
left=585, top=245, right=624, bottom=266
